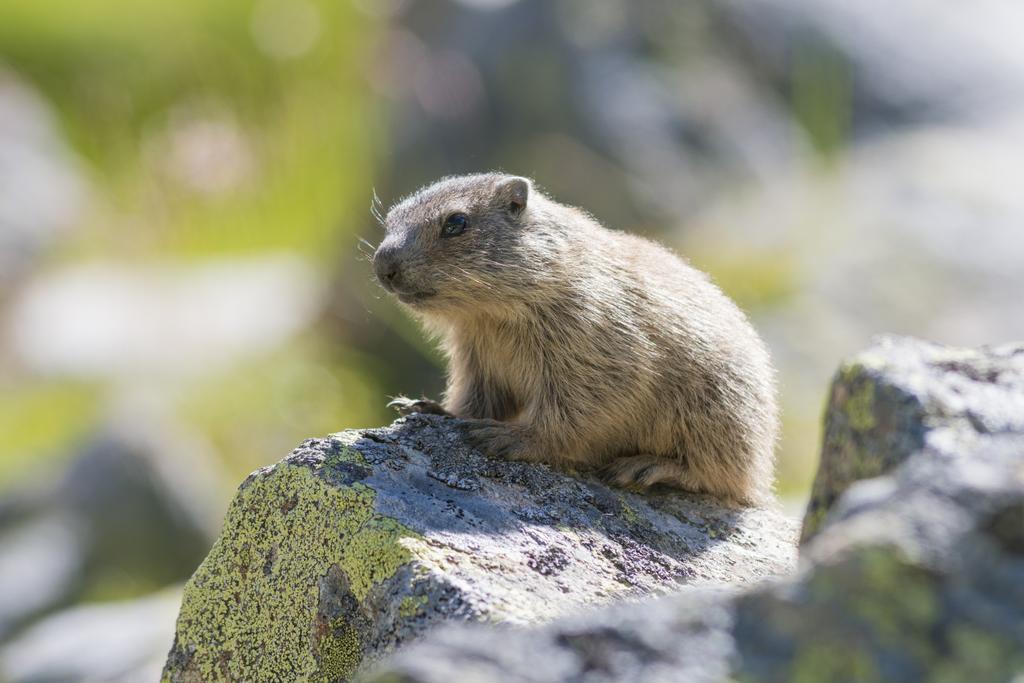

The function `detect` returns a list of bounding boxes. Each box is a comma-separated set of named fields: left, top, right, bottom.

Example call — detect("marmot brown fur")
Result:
left=373, top=173, right=778, bottom=505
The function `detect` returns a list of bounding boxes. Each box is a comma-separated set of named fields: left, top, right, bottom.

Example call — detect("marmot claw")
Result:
left=387, top=397, right=451, bottom=416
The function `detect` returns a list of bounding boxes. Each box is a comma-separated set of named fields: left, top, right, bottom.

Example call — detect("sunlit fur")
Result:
left=375, top=173, right=778, bottom=506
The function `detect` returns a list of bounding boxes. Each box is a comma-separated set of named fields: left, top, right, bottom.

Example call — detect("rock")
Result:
left=802, top=335, right=1024, bottom=541
left=0, top=418, right=221, bottom=639
left=716, top=0, right=1024, bottom=127
left=0, top=511, right=85, bottom=640
left=57, top=419, right=223, bottom=588
left=161, top=415, right=797, bottom=681
left=367, top=338, right=1024, bottom=682
left=0, top=589, right=181, bottom=683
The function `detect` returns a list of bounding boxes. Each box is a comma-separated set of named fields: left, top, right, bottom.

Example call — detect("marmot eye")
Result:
left=441, top=213, right=468, bottom=238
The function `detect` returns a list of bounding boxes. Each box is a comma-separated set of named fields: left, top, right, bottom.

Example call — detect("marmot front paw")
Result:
left=462, top=420, right=535, bottom=462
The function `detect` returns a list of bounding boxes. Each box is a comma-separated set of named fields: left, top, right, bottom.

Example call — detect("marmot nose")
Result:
left=373, top=245, right=403, bottom=290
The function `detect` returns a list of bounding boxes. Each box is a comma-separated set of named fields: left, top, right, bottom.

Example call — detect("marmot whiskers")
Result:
left=373, top=173, right=778, bottom=506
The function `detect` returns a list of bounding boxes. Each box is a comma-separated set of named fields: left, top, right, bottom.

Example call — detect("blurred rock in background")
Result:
left=0, top=415, right=221, bottom=639
left=717, top=0, right=1024, bottom=126
left=0, top=589, right=180, bottom=683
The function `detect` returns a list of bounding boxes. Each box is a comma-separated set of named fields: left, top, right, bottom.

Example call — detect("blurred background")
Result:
left=1, top=0, right=1023, bottom=679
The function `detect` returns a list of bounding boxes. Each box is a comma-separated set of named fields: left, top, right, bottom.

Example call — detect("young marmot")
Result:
left=373, top=173, right=778, bottom=505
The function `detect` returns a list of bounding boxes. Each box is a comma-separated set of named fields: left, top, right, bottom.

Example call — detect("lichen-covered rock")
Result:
left=802, top=335, right=1024, bottom=541
left=162, top=415, right=797, bottom=681
left=368, top=339, right=1024, bottom=683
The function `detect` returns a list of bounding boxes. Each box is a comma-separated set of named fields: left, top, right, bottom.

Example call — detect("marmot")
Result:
left=373, top=173, right=778, bottom=505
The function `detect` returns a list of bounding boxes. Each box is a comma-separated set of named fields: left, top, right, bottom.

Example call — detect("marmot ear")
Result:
left=497, top=177, right=530, bottom=217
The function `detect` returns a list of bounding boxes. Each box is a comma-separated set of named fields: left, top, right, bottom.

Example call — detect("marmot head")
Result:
left=374, top=173, right=534, bottom=313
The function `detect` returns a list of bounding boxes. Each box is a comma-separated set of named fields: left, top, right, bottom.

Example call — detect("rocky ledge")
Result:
left=161, top=414, right=797, bottom=681
left=164, top=335, right=1024, bottom=682
left=368, top=336, right=1024, bottom=682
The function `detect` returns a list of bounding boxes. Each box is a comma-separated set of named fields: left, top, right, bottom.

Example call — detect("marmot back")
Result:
left=373, top=173, right=778, bottom=505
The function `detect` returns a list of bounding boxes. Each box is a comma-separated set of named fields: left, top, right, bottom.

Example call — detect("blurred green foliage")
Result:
left=0, top=380, right=100, bottom=488
left=0, top=0, right=376, bottom=261
left=0, top=0, right=391, bottom=493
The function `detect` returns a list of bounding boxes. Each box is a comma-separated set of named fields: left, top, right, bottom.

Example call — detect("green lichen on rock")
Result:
left=318, top=619, right=363, bottom=682
left=324, top=437, right=368, bottom=466
left=398, top=595, right=428, bottom=619
left=835, top=360, right=878, bottom=434
left=340, top=515, right=416, bottom=602
left=853, top=548, right=938, bottom=634
left=844, top=378, right=876, bottom=432
left=789, top=641, right=880, bottom=683
left=618, top=494, right=641, bottom=526
left=163, top=457, right=417, bottom=681
left=931, top=625, right=1024, bottom=683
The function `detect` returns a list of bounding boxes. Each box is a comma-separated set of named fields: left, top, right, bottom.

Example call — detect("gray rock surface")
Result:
left=367, top=337, right=1024, bottom=683
left=162, top=415, right=797, bottom=681
left=802, top=335, right=1024, bottom=541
